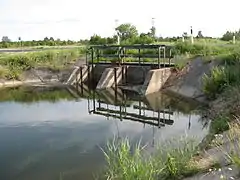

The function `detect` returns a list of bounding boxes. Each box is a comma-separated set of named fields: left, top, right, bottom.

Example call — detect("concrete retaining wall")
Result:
left=142, top=68, right=171, bottom=95
left=65, top=65, right=92, bottom=85
left=93, top=64, right=112, bottom=82
left=93, top=64, right=171, bottom=94
left=96, top=67, right=124, bottom=89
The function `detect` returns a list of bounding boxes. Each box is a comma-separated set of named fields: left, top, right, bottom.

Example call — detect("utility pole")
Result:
left=190, top=26, right=194, bottom=44
left=18, top=37, right=23, bottom=51
left=152, top=17, right=155, bottom=27
left=115, top=19, right=120, bottom=45
left=233, top=34, right=236, bottom=44
left=151, top=17, right=156, bottom=39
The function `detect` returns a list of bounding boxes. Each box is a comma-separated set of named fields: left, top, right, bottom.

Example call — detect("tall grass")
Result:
left=173, top=42, right=238, bottom=56
left=102, top=137, right=199, bottom=180
left=203, top=52, right=240, bottom=98
left=0, top=48, right=86, bottom=79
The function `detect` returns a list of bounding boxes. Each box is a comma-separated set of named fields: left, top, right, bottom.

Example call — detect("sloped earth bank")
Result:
left=0, top=67, right=71, bottom=87
left=0, top=60, right=86, bottom=88
left=163, top=57, right=219, bottom=102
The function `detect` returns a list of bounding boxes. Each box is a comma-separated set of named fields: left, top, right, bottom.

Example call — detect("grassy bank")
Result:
left=0, top=47, right=86, bottom=80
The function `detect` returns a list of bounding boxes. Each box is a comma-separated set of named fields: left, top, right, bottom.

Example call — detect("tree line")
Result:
left=221, top=29, right=240, bottom=41
left=0, top=36, right=86, bottom=48
left=0, top=23, right=237, bottom=48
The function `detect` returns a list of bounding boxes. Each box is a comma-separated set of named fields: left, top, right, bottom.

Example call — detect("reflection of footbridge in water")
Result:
left=66, top=83, right=198, bottom=129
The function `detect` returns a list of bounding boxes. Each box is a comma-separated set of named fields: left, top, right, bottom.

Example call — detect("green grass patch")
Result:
left=102, top=137, right=201, bottom=180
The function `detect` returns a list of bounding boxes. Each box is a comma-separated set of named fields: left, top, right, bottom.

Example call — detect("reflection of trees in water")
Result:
left=0, top=86, right=75, bottom=103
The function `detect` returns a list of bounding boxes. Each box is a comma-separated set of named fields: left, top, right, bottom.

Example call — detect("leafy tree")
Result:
left=116, top=23, right=138, bottom=41
left=133, top=35, right=154, bottom=44
left=197, top=31, right=204, bottom=38
left=43, top=37, right=49, bottom=41
left=49, top=37, right=54, bottom=41
left=150, top=26, right=156, bottom=38
left=221, top=31, right=235, bottom=41
left=2, top=36, right=11, bottom=42
left=89, top=35, right=107, bottom=45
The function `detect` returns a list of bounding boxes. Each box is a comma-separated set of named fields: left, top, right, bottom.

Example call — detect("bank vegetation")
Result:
left=0, top=48, right=85, bottom=80
left=100, top=43, right=240, bottom=179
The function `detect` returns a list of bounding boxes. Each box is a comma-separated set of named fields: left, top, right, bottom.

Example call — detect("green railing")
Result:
left=86, top=44, right=174, bottom=68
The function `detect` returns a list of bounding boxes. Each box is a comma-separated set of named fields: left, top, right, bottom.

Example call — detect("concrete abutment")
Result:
left=67, top=64, right=172, bottom=95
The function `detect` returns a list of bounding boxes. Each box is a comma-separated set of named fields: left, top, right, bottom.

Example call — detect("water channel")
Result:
left=0, top=85, right=210, bottom=180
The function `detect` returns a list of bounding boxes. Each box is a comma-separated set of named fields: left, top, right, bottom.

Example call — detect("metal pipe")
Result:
left=114, top=67, right=117, bottom=87
left=158, top=47, right=160, bottom=69
left=138, top=48, right=141, bottom=65
left=86, top=50, right=88, bottom=65
left=163, top=47, right=166, bottom=67
left=80, top=66, right=83, bottom=85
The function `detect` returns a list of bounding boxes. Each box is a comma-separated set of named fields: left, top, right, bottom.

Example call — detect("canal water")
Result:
left=0, top=85, right=209, bottom=180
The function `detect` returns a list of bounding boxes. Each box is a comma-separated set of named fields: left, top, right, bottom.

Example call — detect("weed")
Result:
left=203, top=63, right=240, bottom=98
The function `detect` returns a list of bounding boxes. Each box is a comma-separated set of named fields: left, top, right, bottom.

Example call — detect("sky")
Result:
left=0, top=0, right=239, bottom=41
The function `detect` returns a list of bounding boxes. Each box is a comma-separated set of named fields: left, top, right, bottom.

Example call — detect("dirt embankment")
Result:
left=163, top=57, right=219, bottom=102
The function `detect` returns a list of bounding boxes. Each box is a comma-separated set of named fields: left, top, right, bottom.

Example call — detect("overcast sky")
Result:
left=0, top=0, right=239, bottom=41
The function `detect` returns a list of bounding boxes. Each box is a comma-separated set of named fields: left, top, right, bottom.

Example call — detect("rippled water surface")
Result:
left=0, top=85, right=209, bottom=180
